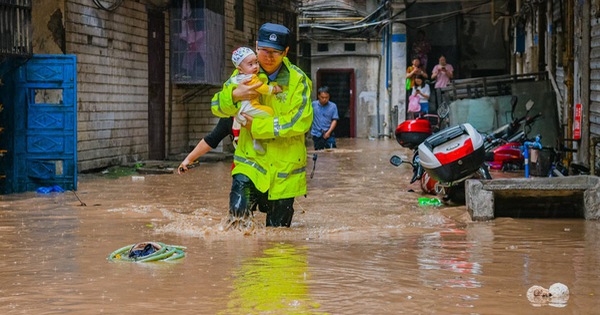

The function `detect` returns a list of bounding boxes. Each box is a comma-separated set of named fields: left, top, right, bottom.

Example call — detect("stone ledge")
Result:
left=466, top=176, right=600, bottom=220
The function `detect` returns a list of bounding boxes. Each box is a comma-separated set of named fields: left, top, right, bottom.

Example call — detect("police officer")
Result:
left=212, top=23, right=313, bottom=227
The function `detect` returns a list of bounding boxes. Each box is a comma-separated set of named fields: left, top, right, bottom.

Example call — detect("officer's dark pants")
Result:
left=229, top=174, right=295, bottom=227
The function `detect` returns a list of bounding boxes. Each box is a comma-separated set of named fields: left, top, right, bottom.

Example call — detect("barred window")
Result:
left=170, top=0, right=224, bottom=85
left=0, top=0, right=32, bottom=57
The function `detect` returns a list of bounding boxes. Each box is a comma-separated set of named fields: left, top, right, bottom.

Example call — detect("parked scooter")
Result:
left=484, top=97, right=542, bottom=171
left=391, top=96, right=541, bottom=204
left=417, top=122, right=492, bottom=204
left=390, top=114, right=442, bottom=195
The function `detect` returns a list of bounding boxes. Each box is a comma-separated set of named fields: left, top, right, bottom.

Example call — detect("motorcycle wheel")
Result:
left=420, top=172, right=438, bottom=195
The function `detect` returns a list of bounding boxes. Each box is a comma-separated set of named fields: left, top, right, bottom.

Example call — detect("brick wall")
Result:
left=66, top=0, right=150, bottom=170
left=53, top=0, right=298, bottom=171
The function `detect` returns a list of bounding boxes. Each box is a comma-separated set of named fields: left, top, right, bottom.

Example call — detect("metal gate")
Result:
left=0, top=54, right=77, bottom=193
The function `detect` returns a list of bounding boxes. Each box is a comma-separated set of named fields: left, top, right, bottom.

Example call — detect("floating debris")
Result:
left=527, top=283, right=570, bottom=307
left=549, top=283, right=569, bottom=297
left=108, top=241, right=187, bottom=262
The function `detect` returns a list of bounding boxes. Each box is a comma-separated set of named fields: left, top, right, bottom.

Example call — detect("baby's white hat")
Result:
left=232, top=47, right=255, bottom=67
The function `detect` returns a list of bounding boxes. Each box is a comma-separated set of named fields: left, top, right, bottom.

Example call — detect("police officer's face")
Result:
left=318, top=92, right=330, bottom=105
left=256, top=45, right=288, bottom=74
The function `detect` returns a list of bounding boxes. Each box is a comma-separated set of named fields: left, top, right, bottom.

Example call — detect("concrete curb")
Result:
left=466, top=176, right=600, bottom=220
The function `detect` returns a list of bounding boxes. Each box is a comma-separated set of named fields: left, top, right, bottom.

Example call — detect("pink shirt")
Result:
left=432, top=64, right=454, bottom=88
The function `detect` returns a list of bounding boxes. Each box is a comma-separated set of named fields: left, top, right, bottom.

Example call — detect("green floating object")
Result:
left=108, top=241, right=187, bottom=262
left=418, top=197, right=442, bottom=207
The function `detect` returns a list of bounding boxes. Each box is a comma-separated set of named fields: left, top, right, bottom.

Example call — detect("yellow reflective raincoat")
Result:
left=212, top=57, right=313, bottom=200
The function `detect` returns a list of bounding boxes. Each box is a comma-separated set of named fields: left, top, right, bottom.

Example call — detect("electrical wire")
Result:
left=299, top=0, right=492, bottom=38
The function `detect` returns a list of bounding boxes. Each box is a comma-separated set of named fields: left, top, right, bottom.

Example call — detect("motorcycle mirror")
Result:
left=390, top=155, right=404, bottom=167
left=525, top=100, right=535, bottom=112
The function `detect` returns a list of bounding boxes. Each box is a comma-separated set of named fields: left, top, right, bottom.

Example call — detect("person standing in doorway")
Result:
left=211, top=23, right=313, bottom=228
left=431, top=55, right=454, bottom=89
left=406, top=57, right=428, bottom=91
left=310, top=86, right=339, bottom=150
left=430, top=55, right=454, bottom=111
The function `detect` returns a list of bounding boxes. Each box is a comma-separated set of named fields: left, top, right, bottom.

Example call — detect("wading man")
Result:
left=310, top=86, right=339, bottom=150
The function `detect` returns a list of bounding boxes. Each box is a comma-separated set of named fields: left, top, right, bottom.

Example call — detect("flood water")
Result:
left=1, top=138, right=599, bottom=314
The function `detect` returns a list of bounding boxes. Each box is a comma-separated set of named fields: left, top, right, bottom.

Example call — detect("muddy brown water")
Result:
left=1, top=138, right=599, bottom=314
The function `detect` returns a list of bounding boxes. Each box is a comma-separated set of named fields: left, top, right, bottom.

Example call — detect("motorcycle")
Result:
left=418, top=122, right=492, bottom=204
left=390, top=113, right=442, bottom=195
left=392, top=121, right=491, bottom=204
left=391, top=96, right=543, bottom=204
left=483, top=97, right=542, bottom=171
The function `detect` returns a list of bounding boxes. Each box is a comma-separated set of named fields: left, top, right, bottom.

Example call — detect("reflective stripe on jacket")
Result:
left=211, top=57, right=313, bottom=199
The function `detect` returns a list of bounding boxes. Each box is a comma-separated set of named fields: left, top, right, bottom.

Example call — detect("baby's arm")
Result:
left=250, top=74, right=282, bottom=95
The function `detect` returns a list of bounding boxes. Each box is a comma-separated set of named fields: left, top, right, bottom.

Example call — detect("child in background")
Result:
left=411, top=74, right=430, bottom=117
left=230, top=47, right=281, bottom=153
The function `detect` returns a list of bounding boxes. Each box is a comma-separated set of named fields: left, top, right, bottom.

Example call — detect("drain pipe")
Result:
left=378, top=30, right=386, bottom=138
left=565, top=0, right=575, bottom=160
left=381, top=21, right=392, bottom=138
left=377, top=49, right=384, bottom=137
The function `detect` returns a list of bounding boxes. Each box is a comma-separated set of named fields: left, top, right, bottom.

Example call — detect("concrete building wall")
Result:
left=391, top=20, right=407, bottom=131
left=33, top=0, right=66, bottom=55
left=574, top=0, right=591, bottom=165
left=588, top=2, right=600, bottom=165
left=309, top=41, right=382, bottom=138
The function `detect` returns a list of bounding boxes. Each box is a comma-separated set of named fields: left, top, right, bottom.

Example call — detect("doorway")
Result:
left=316, top=69, right=355, bottom=137
left=147, top=9, right=166, bottom=160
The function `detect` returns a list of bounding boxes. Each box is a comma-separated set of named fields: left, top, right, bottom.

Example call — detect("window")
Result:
left=234, top=0, right=244, bottom=31
left=317, top=43, right=329, bottom=52
left=170, top=0, right=224, bottom=85
left=344, top=43, right=356, bottom=52
left=0, top=0, right=32, bottom=57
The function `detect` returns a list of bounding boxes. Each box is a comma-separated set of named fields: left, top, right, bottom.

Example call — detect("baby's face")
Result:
left=238, top=54, right=259, bottom=75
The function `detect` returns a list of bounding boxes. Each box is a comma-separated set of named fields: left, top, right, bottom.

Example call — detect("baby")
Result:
left=230, top=47, right=281, bottom=153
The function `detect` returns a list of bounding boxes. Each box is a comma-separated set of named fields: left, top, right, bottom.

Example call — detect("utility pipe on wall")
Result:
left=565, top=0, right=574, bottom=160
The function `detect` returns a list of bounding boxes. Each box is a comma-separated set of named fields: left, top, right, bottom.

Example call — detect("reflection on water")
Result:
left=221, top=243, right=325, bottom=315
left=0, top=139, right=599, bottom=314
left=418, top=226, right=483, bottom=289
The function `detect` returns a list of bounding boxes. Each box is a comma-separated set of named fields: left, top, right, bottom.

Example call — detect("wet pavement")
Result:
left=1, top=138, right=599, bottom=314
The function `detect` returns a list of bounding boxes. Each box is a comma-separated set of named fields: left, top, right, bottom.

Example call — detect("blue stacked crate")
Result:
left=0, top=55, right=77, bottom=194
